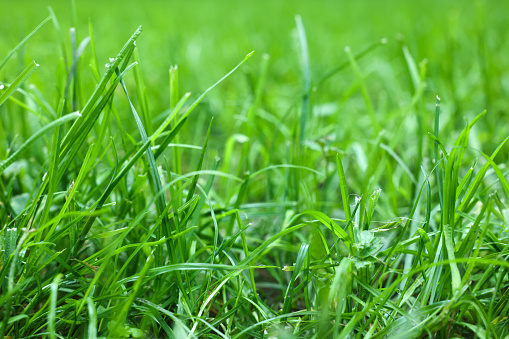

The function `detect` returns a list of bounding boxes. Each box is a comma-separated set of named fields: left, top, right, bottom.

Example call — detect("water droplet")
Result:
left=0, top=84, right=4, bottom=90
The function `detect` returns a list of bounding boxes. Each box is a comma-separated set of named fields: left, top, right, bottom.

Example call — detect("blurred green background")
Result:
left=1, top=0, right=508, bottom=214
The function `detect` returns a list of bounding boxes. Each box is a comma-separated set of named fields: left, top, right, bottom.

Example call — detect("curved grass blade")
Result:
left=0, top=15, right=51, bottom=72
left=0, top=112, right=80, bottom=174
left=0, top=61, right=39, bottom=108
left=59, top=26, right=142, bottom=154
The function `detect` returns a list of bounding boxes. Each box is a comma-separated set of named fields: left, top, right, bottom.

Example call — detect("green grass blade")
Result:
left=295, top=15, right=311, bottom=143
left=282, top=242, right=309, bottom=315
left=0, top=111, right=80, bottom=174
left=110, top=252, right=155, bottom=337
left=434, top=95, right=444, bottom=210
left=336, top=153, right=351, bottom=223
left=59, top=26, right=142, bottom=153
left=0, top=60, right=39, bottom=108
left=186, top=118, right=213, bottom=203
left=48, top=273, right=63, bottom=339
left=0, top=15, right=51, bottom=72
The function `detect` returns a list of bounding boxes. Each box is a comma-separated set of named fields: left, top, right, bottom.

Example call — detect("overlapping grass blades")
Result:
left=1, top=5, right=508, bottom=338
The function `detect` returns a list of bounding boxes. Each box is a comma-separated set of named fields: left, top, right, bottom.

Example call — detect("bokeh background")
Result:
left=1, top=0, right=508, bottom=215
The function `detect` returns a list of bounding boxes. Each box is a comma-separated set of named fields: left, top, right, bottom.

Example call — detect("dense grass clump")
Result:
left=1, top=1, right=509, bottom=338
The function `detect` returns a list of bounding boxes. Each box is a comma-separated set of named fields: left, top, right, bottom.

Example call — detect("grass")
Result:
left=1, top=1, right=509, bottom=338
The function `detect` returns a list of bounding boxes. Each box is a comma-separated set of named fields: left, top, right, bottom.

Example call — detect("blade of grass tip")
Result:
left=59, top=26, right=142, bottom=154
left=169, top=65, right=179, bottom=110
left=300, top=210, right=352, bottom=248
left=456, top=161, right=476, bottom=201
left=57, top=62, right=138, bottom=182
left=295, top=15, right=311, bottom=144
left=48, top=273, right=63, bottom=339
left=367, top=188, right=381, bottom=225
left=0, top=15, right=51, bottom=72
left=186, top=118, right=213, bottom=203
left=336, top=154, right=351, bottom=223
left=315, top=37, right=387, bottom=88
left=434, top=95, right=444, bottom=210
left=0, top=112, right=80, bottom=174
left=0, top=61, right=39, bottom=108
left=178, top=51, right=254, bottom=124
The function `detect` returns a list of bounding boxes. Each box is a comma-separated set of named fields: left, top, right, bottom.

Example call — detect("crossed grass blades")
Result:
left=1, top=8, right=509, bottom=339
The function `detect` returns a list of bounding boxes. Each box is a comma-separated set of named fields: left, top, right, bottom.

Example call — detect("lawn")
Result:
left=1, top=1, right=509, bottom=338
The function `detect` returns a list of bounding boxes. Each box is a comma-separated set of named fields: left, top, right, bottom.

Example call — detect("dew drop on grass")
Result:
left=0, top=84, right=4, bottom=90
